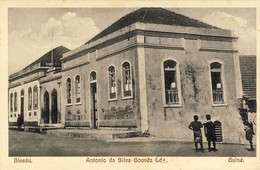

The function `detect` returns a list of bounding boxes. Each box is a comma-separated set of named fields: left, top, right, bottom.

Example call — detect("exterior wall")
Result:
left=143, top=34, right=244, bottom=143
left=9, top=69, right=46, bottom=88
left=61, top=22, right=244, bottom=143
left=61, top=63, right=90, bottom=127
left=9, top=80, right=40, bottom=126
left=40, top=70, right=62, bottom=125
left=61, top=40, right=138, bottom=128
left=6, top=20, right=244, bottom=143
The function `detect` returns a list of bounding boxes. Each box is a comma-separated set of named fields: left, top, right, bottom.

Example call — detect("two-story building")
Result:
left=9, top=8, right=247, bottom=143
left=9, top=46, right=70, bottom=126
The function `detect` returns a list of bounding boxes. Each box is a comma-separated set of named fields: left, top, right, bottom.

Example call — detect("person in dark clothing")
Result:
left=188, top=115, right=203, bottom=151
left=204, top=114, right=216, bottom=151
left=17, top=114, right=23, bottom=132
left=244, top=121, right=254, bottom=151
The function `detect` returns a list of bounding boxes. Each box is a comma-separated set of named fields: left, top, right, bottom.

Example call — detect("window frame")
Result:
left=14, top=92, right=17, bottom=112
left=90, top=71, right=97, bottom=83
left=75, top=75, right=81, bottom=104
left=108, top=65, right=117, bottom=101
left=209, top=60, right=226, bottom=106
left=162, top=58, right=182, bottom=107
left=28, top=87, right=32, bottom=110
left=121, top=61, right=133, bottom=99
left=33, top=85, right=38, bottom=110
left=66, top=78, right=72, bottom=105
left=10, top=93, right=13, bottom=113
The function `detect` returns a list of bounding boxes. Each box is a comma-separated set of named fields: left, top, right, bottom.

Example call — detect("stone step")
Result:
left=45, top=129, right=142, bottom=140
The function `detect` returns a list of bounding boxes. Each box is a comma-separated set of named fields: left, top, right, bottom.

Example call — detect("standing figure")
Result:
left=17, top=114, right=23, bottom=132
left=188, top=115, right=203, bottom=151
left=204, top=114, right=217, bottom=151
left=244, top=121, right=254, bottom=151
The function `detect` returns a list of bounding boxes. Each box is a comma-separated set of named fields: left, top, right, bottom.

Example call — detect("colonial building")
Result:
left=9, top=46, right=70, bottom=126
left=239, top=55, right=256, bottom=113
left=239, top=55, right=256, bottom=130
left=9, top=8, right=247, bottom=143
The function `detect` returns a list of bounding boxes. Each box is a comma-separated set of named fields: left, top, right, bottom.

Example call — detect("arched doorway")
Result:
left=90, top=71, right=98, bottom=129
left=51, top=89, right=58, bottom=124
left=43, top=91, right=50, bottom=124
left=20, top=90, right=25, bottom=123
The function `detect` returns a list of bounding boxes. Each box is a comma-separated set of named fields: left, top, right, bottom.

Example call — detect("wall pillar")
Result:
left=233, top=53, right=243, bottom=98
left=136, top=33, right=148, bottom=132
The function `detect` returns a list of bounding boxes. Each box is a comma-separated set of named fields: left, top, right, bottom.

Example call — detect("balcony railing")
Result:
left=166, top=89, right=179, bottom=104
left=213, top=89, right=224, bottom=104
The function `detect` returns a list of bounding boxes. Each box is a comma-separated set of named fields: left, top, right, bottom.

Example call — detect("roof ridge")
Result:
left=142, top=8, right=149, bottom=22
left=85, top=8, right=219, bottom=44
left=9, top=45, right=70, bottom=77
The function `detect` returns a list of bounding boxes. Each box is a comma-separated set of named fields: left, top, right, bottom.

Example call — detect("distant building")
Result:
left=9, top=8, right=247, bottom=143
left=8, top=46, right=70, bottom=126
left=239, top=55, right=256, bottom=113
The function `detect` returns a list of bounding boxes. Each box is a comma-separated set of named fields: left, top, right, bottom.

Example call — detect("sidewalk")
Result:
left=45, top=128, right=141, bottom=140
left=9, top=129, right=256, bottom=156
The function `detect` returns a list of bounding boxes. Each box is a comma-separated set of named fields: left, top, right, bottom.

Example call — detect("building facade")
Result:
left=9, top=46, right=70, bottom=126
left=9, top=8, right=247, bottom=143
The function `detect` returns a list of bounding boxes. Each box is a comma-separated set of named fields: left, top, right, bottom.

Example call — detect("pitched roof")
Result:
left=86, top=8, right=219, bottom=44
left=239, top=55, right=256, bottom=100
left=28, top=45, right=70, bottom=68
left=10, top=46, right=70, bottom=79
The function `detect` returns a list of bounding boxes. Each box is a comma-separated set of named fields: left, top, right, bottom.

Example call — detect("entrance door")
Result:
left=20, top=90, right=24, bottom=124
left=43, top=91, right=50, bottom=124
left=90, top=83, right=98, bottom=129
left=51, top=89, right=58, bottom=124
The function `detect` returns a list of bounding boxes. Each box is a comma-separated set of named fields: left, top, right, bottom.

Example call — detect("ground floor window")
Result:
left=108, top=65, right=117, bottom=100
left=122, top=61, right=132, bottom=98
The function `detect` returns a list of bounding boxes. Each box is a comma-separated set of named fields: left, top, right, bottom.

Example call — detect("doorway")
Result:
left=51, top=89, right=58, bottom=124
left=43, top=91, right=50, bottom=124
left=20, top=90, right=24, bottom=124
left=90, top=83, right=98, bottom=129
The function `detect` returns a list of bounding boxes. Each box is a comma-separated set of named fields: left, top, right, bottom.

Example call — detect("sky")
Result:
left=8, top=8, right=256, bottom=75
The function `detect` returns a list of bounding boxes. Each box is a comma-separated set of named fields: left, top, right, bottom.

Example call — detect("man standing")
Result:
left=188, top=115, right=203, bottom=151
left=204, top=114, right=217, bottom=151
left=17, top=114, right=23, bottom=132
left=244, top=121, right=255, bottom=151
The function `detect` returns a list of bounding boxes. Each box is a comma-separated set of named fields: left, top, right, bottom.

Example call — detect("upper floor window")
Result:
left=90, top=71, right=96, bottom=82
left=122, top=61, right=132, bottom=98
left=33, top=85, right=38, bottom=109
left=108, top=66, right=117, bottom=100
left=14, top=92, right=17, bottom=112
left=10, top=93, right=13, bottom=112
left=75, top=75, right=81, bottom=103
left=21, top=89, right=24, bottom=96
left=210, top=62, right=224, bottom=104
left=66, top=78, right=72, bottom=104
left=28, top=87, right=32, bottom=110
left=164, top=60, right=179, bottom=105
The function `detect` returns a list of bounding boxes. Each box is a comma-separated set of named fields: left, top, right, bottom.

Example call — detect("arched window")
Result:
left=10, top=93, right=13, bottom=112
left=75, top=75, right=81, bottom=103
left=122, top=61, right=132, bottom=98
left=164, top=60, right=179, bottom=105
left=14, top=92, right=17, bottom=112
left=108, top=66, right=117, bottom=100
left=21, top=89, right=24, bottom=96
left=10, top=93, right=14, bottom=112
left=66, top=78, right=72, bottom=104
left=33, top=86, right=38, bottom=109
left=210, top=62, right=224, bottom=104
left=28, top=87, right=32, bottom=110
left=90, top=71, right=96, bottom=82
